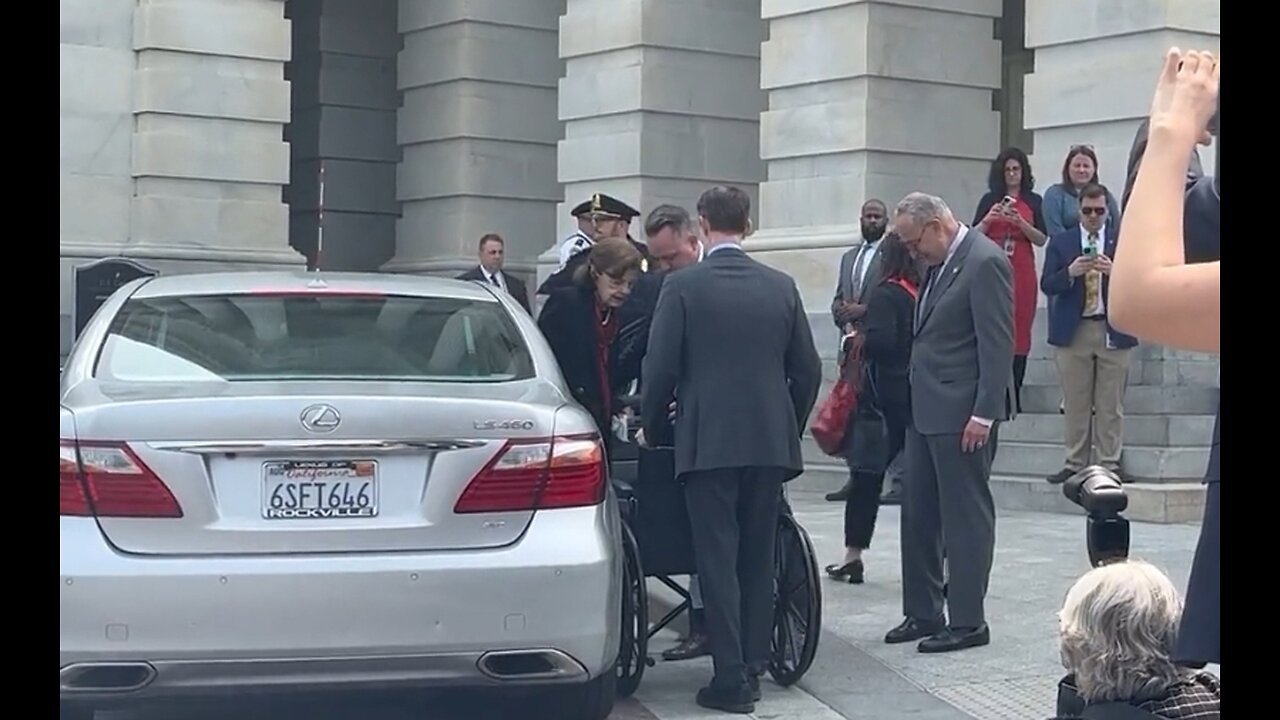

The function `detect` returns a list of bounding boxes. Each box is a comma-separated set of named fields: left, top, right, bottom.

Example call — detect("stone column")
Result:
left=286, top=0, right=400, bottom=271
left=541, top=0, right=768, bottom=284
left=748, top=0, right=1002, bottom=311
left=1023, top=0, right=1219, bottom=194
left=60, top=0, right=300, bottom=359
left=129, top=0, right=300, bottom=265
left=388, top=0, right=564, bottom=279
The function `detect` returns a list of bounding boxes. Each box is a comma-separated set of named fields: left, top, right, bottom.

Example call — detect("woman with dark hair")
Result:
left=537, top=237, right=645, bottom=439
left=1043, top=145, right=1123, bottom=236
left=973, top=147, right=1048, bottom=413
left=825, top=233, right=919, bottom=584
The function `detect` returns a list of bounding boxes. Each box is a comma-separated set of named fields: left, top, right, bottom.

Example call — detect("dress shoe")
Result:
left=748, top=673, right=762, bottom=702
left=824, top=559, right=864, bottom=584
left=885, top=617, right=945, bottom=644
left=662, top=633, right=710, bottom=661
left=918, top=624, right=990, bottom=654
left=1046, top=468, right=1076, bottom=485
left=695, top=684, right=755, bottom=714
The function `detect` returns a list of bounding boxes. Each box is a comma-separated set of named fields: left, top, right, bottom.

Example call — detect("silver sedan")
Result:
left=59, top=271, right=622, bottom=720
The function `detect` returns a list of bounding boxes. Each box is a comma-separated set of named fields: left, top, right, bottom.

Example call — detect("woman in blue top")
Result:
left=1042, top=145, right=1122, bottom=235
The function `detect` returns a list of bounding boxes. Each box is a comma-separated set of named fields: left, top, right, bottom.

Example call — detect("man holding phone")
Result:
left=1039, top=183, right=1138, bottom=486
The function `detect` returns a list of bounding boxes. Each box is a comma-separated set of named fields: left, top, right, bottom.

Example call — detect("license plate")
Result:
left=262, top=460, right=378, bottom=519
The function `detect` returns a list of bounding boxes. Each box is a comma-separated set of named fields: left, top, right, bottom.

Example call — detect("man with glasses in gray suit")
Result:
left=885, top=192, right=1014, bottom=654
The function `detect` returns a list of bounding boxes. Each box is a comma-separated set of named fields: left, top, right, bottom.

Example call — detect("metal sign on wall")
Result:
left=72, top=257, right=159, bottom=339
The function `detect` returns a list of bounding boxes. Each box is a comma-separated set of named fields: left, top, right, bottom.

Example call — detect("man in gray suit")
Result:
left=642, top=186, right=822, bottom=713
left=828, top=199, right=906, bottom=504
left=885, top=192, right=1014, bottom=654
left=831, top=198, right=890, bottom=332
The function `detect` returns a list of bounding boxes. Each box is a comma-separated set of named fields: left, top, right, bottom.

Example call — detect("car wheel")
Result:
left=59, top=703, right=94, bottom=720
left=544, top=668, right=617, bottom=720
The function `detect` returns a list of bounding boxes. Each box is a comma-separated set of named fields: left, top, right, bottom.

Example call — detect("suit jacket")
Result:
left=537, top=285, right=636, bottom=437
left=641, top=247, right=823, bottom=480
left=457, top=266, right=531, bottom=313
left=910, top=226, right=1015, bottom=436
left=830, top=241, right=885, bottom=328
left=1040, top=224, right=1138, bottom=350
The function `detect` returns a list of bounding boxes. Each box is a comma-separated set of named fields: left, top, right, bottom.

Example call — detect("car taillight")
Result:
left=454, top=435, right=605, bottom=514
left=59, top=440, right=183, bottom=518
left=60, top=442, right=92, bottom=516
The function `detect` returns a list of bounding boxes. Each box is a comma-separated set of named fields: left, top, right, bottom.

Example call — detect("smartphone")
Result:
left=1001, top=195, right=1015, bottom=208
left=1083, top=244, right=1098, bottom=258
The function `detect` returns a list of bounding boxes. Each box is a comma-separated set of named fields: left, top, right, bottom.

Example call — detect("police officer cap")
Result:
left=570, top=193, right=639, bottom=220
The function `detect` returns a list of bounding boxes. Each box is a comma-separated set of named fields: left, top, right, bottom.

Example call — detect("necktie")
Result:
left=917, top=265, right=940, bottom=327
left=489, top=273, right=501, bottom=288
left=1083, top=234, right=1100, bottom=314
left=851, top=245, right=869, bottom=297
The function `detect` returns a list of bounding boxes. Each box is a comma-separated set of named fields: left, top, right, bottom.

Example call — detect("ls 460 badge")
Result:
left=474, top=419, right=535, bottom=431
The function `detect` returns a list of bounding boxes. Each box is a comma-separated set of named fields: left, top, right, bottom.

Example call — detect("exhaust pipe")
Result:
left=60, top=662, right=157, bottom=692
left=477, top=649, right=585, bottom=681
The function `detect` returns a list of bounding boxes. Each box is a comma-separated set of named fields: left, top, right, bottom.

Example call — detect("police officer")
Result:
left=541, top=193, right=651, bottom=296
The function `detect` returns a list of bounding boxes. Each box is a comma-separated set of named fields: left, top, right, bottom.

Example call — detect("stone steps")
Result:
left=1018, top=384, right=1217, bottom=415
left=991, top=440, right=1209, bottom=483
left=1000, top=412, right=1216, bottom=446
left=789, top=465, right=1205, bottom=524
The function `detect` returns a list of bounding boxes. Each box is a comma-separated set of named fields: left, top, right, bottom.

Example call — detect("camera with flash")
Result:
left=1062, top=465, right=1130, bottom=568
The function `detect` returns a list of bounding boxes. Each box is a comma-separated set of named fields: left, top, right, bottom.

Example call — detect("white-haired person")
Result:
left=1051, top=560, right=1219, bottom=719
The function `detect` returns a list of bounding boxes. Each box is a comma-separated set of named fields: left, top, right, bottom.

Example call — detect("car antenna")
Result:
left=308, top=162, right=328, bottom=289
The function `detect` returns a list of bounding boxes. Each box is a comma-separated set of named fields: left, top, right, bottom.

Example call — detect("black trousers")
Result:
left=843, top=412, right=907, bottom=549
left=1012, top=354, right=1027, bottom=414
left=1176, top=480, right=1220, bottom=665
left=683, top=466, right=785, bottom=690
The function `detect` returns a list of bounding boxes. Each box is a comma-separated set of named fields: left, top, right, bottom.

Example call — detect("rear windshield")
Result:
left=94, top=292, right=534, bottom=383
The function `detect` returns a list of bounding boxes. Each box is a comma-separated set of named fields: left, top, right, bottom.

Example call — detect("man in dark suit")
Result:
left=887, top=192, right=1014, bottom=654
left=1040, top=184, right=1137, bottom=485
left=456, top=233, right=530, bottom=313
left=641, top=186, right=822, bottom=713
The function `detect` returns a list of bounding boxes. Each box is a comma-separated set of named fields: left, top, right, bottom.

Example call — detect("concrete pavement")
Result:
left=93, top=489, right=1215, bottom=720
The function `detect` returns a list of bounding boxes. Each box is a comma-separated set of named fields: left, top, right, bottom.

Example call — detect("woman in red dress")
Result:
left=973, top=147, right=1048, bottom=413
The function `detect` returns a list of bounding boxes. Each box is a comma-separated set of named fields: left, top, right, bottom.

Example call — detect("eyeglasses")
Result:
left=1079, top=207, right=1106, bottom=216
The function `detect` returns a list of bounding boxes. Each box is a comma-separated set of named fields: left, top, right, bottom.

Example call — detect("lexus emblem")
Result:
left=300, top=404, right=342, bottom=433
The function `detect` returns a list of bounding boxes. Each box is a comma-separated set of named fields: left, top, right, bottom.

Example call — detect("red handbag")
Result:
left=811, top=332, right=865, bottom=456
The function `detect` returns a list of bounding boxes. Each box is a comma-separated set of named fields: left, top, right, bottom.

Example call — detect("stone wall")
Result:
left=387, top=0, right=565, bottom=281
left=539, top=0, right=767, bottom=289
left=1023, top=0, right=1219, bottom=199
left=748, top=0, right=1003, bottom=313
left=59, top=0, right=303, bottom=359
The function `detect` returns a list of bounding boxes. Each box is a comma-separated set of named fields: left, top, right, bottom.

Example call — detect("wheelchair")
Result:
left=607, top=404, right=823, bottom=699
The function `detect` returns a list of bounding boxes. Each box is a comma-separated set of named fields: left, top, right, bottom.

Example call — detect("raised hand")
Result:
left=1149, top=47, right=1219, bottom=145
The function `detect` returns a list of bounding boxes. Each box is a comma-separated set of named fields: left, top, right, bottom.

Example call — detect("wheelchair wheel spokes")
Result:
left=768, top=513, right=822, bottom=686
left=616, top=523, right=648, bottom=698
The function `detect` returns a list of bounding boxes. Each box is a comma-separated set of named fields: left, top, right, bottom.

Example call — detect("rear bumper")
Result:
left=60, top=504, right=621, bottom=702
